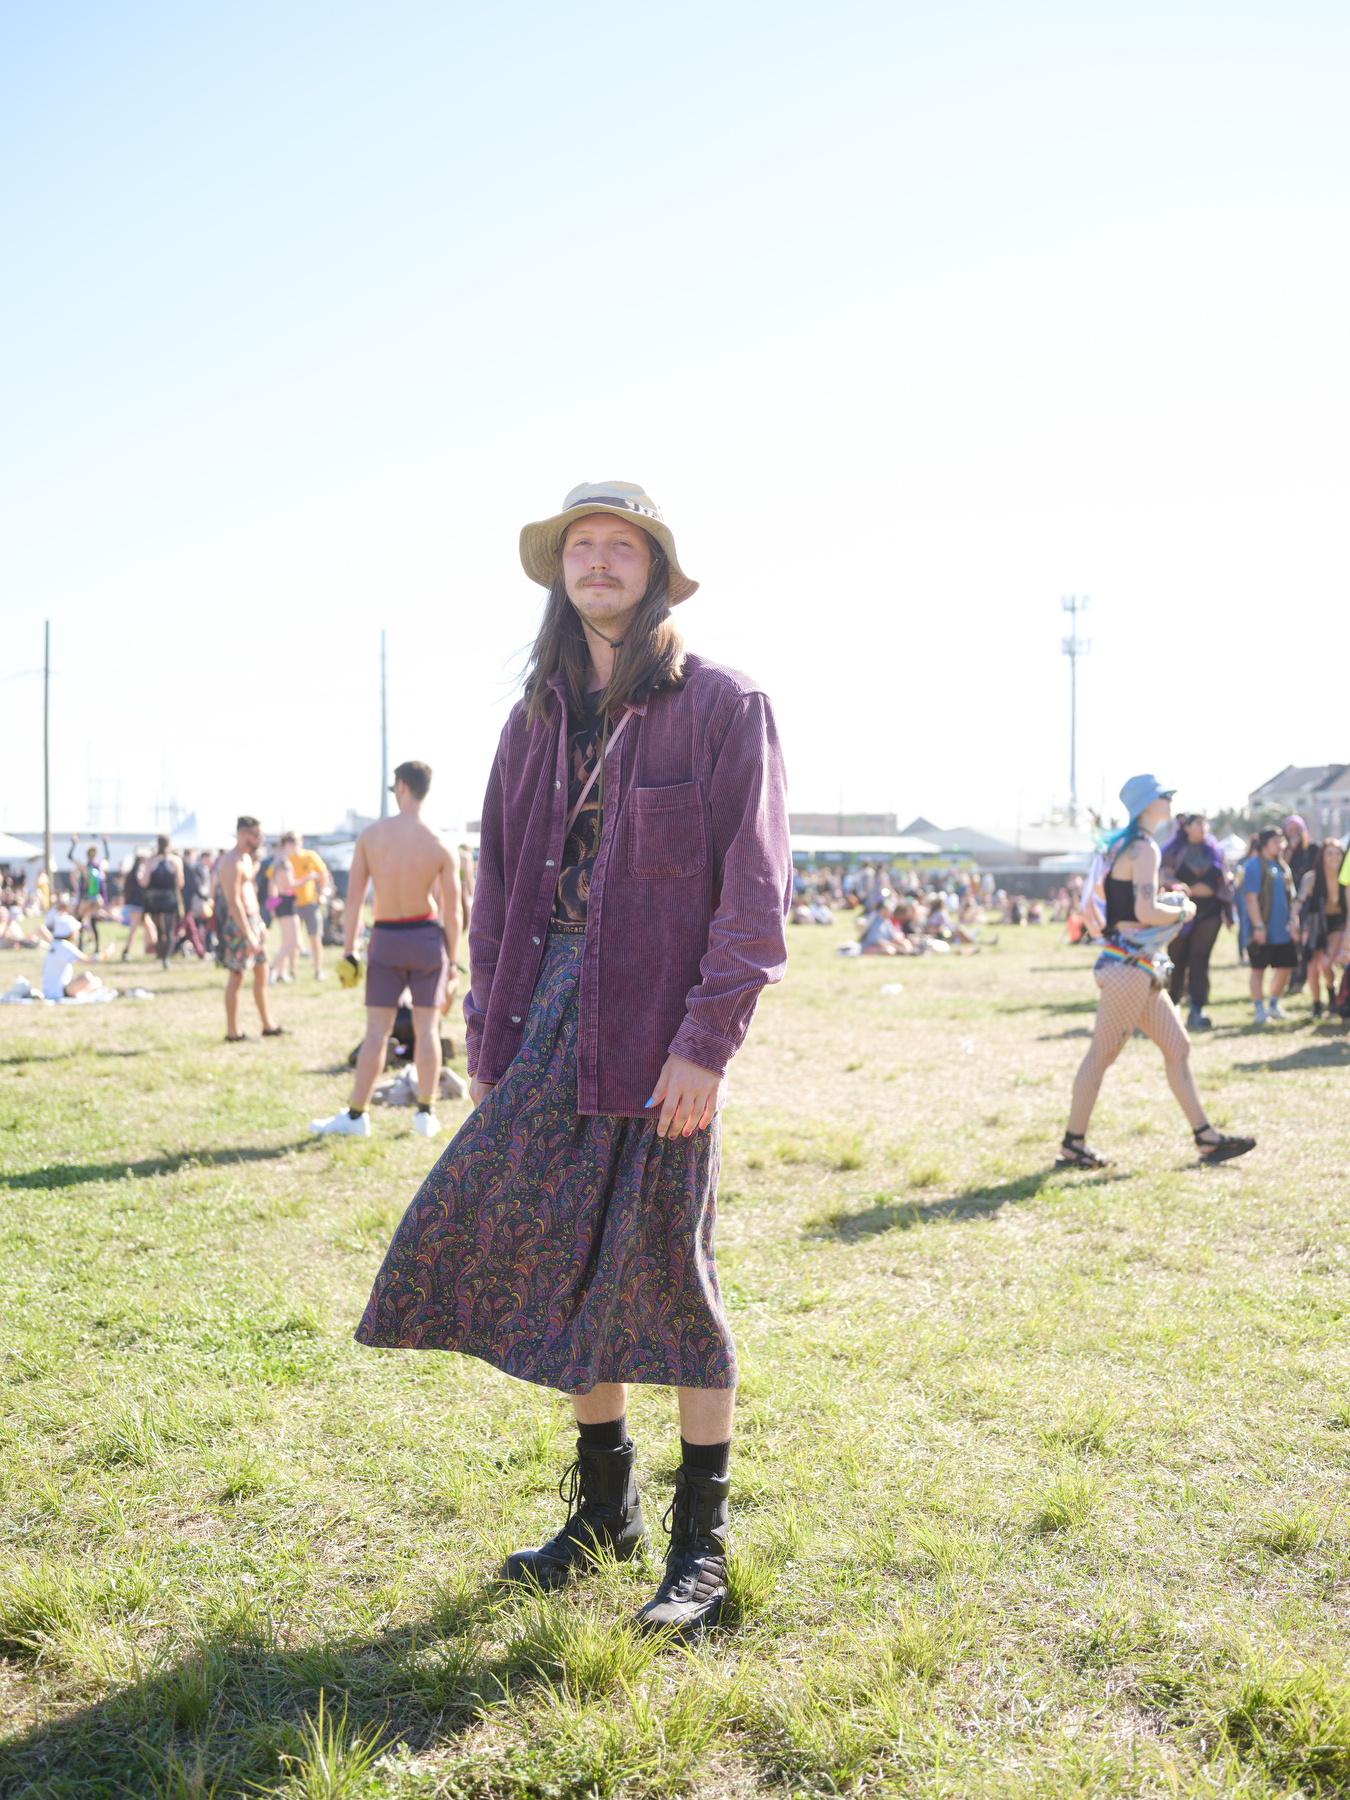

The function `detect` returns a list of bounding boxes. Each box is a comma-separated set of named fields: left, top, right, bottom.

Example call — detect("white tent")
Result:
left=0, top=831, right=42, bottom=861
left=1218, top=832, right=1248, bottom=862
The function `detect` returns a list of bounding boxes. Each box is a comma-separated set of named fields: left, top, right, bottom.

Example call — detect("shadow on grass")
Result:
left=0, top=1599, right=508, bottom=1800
left=0, top=1142, right=319, bottom=1190
left=999, top=1000, right=1098, bottom=1016
left=807, top=1168, right=1133, bottom=1241
left=1231, top=1038, right=1350, bottom=1074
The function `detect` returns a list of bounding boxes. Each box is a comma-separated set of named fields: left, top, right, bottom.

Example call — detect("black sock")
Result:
left=681, top=1436, right=731, bottom=1479
left=417, top=1100, right=433, bottom=1114
left=577, top=1415, right=627, bottom=1451
left=348, top=1107, right=365, bottom=1120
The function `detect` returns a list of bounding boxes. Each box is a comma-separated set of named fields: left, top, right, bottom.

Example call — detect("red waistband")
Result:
left=374, top=913, right=435, bottom=925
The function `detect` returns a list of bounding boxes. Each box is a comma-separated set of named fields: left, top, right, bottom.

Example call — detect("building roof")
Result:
left=790, top=834, right=942, bottom=857
left=1250, top=764, right=1350, bottom=800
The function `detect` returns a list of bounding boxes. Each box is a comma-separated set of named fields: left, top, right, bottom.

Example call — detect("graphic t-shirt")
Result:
left=552, top=690, right=608, bottom=924
left=42, top=940, right=81, bottom=1000
left=1244, top=857, right=1291, bottom=944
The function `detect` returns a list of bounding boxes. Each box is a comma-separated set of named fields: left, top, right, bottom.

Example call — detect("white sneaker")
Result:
left=412, top=1110, right=440, bottom=1139
left=311, top=1110, right=370, bottom=1137
left=314, top=970, right=327, bottom=981
left=1267, top=999, right=1288, bottom=1020
left=1254, top=1001, right=1268, bottom=1025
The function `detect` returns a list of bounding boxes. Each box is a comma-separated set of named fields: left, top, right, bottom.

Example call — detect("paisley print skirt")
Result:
left=354, top=929, right=736, bottom=1391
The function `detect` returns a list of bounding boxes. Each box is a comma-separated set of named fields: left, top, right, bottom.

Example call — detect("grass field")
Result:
left=2, top=922, right=1349, bottom=1799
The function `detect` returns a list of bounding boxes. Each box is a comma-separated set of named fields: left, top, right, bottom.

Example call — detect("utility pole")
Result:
left=379, top=630, right=388, bottom=818
left=43, top=621, right=52, bottom=887
left=1060, top=596, right=1091, bottom=827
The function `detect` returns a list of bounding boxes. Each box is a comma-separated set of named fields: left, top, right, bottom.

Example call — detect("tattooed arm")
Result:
left=1129, top=839, right=1195, bottom=926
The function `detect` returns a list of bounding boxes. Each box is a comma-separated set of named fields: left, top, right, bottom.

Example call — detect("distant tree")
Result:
left=1210, top=801, right=1288, bottom=842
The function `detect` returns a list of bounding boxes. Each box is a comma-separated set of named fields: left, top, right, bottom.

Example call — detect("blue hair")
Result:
left=1094, top=812, right=1147, bottom=862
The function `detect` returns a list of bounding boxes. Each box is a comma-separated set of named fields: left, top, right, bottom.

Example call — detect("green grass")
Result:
left=1, top=923, right=1349, bottom=1796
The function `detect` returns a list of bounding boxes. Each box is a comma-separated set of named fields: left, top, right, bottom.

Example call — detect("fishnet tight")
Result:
left=1068, top=961, right=1207, bottom=1137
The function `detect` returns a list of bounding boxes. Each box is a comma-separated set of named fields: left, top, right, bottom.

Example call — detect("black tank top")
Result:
left=1104, top=837, right=1144, bottom=931
left=148, top=857, right=177, bottom=895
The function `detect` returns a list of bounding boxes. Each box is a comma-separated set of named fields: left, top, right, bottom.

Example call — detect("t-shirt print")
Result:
left=552, top=690, right=608, bottom=924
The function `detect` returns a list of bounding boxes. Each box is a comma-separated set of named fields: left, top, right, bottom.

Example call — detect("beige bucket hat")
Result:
left=519, top=480, right=698, bottom=605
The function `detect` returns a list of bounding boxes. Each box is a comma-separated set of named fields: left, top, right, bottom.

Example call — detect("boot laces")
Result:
left=557, top=1457, right=587, bottom=1519
left=661, top=1485, right=693, bottom=1541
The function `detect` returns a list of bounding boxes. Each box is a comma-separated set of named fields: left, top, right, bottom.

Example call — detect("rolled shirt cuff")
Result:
left=667, top=1021, right=735, bottom=1080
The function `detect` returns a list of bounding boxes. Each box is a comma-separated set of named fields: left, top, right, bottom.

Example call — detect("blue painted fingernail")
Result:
left=645, top=1097, right=655, bottom=1107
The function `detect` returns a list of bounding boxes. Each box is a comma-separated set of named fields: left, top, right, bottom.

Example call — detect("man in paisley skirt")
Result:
left=356, top=480, right=791, bottom=1636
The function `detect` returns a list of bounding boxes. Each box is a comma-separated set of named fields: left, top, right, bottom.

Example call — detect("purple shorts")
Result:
left=366, top=922, right=450, bottom=1009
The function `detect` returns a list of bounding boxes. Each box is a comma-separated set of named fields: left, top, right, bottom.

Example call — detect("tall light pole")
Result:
left=1061, top=596, right=1091, bottom=827
left=43, top=621, right=52, bottom=886
left=379, top=630, right=389, bottom=819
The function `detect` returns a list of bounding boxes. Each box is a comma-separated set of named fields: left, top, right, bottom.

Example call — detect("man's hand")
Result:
left=1252, top=927, right=1267, bottom=944
left=647, top=1054, right=724, bottom=1140
left=469, top=1076, right=495, bottom=1107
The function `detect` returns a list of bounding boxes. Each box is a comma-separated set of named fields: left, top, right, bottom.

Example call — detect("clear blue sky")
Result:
left=2, top=1, right=1346, bottom=840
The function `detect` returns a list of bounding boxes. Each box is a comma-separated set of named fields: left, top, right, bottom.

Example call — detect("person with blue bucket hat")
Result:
left=1059, top=773, right=1255, bottom=1170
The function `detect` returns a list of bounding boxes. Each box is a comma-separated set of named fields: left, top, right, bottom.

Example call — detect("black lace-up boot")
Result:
left=637, top=1465, right=730, bottom=1637
left=501, top=1439, right=646, bottom=1591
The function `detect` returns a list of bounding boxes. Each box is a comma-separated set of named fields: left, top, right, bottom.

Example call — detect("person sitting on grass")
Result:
left=42, top=916, right=103, bottom=1001
left=858, top=889, right=908, bottom=955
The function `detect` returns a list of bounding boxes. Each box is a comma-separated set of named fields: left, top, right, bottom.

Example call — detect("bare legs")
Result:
left=350, top=1006, right=398, bottom=1109
left=1249, top=965, right=1291, bottom=1006
left=572, top=1381, right=736, bottom=1444
left=411, top=1005, right=441, bottom=1101
left=225, top=962, right=276, bottom=1037
left=271, top=915, right=299, bottom=980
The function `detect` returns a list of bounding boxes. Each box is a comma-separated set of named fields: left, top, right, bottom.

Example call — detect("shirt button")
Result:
left=555, top=780, right=561, bottom=789
left=511, top=1014, right=522, bottom=1023
left=545, top=859, right=555, bottom=867
left=532, top=936, right=540, bottom=944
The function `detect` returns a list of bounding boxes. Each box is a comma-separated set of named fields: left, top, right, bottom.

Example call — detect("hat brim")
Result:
left=519, top=504, right=698, bottom=605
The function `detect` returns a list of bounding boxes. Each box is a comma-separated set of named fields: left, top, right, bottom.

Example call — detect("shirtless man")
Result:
left=312, top=760, right=461, bottom=1140
left=217, top=815, right=282, bottom=1042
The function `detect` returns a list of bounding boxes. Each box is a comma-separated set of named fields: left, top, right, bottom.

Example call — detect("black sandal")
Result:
left=262, top=1026, right=286, bottom=1037
left=1056, top=1133, right=1110, bottom=1170
left=225, top=1034, right=246, bottom=1043
left=1195, top=1127, right=1255, bottom=1165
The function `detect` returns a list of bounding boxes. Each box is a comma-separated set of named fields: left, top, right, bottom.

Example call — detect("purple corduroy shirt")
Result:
left=464, top=654, right=791, bottom=1115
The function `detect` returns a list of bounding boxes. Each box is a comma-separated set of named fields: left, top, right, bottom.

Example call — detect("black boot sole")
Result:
left=1197, top=1137, right=1256, bottom=1165
left=637, top=1592, right=726, bottom=1639
left=501, top=1530, right=647, bottom=1592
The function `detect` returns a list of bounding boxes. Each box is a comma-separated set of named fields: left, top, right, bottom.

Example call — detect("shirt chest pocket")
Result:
left=625, top=782, right=708, bottom=880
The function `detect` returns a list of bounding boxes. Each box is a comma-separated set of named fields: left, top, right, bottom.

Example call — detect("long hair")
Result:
left=521, top=532, right=685, bottom=726
left=1094, top=813, right=1147, bottom=863
left=1160, top=812, right=1222, bottom=867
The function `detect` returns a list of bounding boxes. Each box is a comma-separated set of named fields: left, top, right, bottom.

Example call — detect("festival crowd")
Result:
left=784, top=811, right=1350, bottom=1021
left=4, top=812, right=1347, bottom=1024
